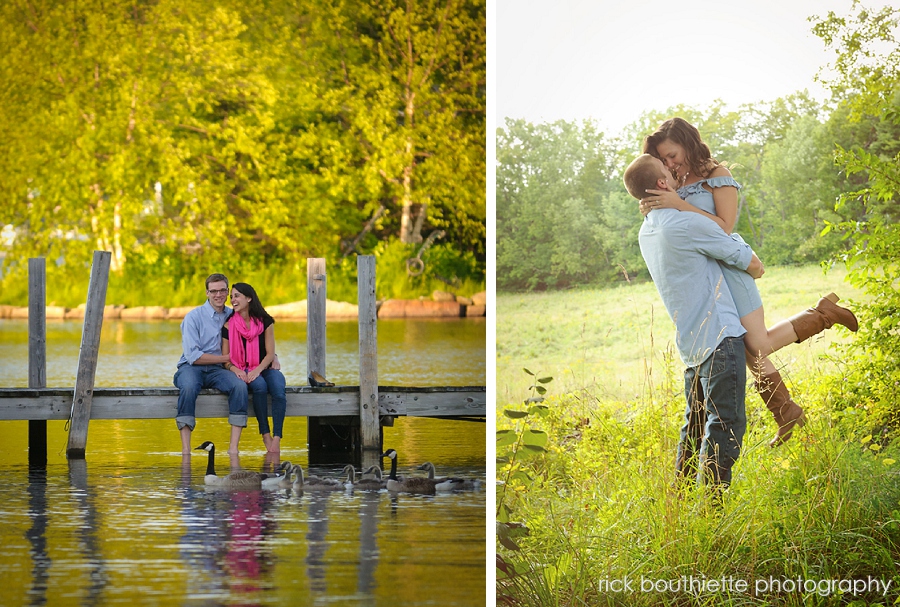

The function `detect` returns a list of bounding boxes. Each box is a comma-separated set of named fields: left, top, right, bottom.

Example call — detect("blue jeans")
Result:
left=173, top=364, right=248, bottom=430
left=676, top=336, right=747, bottom=487
left=248, top=368, right=287, bottom=437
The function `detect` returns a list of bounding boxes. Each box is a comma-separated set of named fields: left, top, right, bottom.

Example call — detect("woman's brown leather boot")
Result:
left=789, top=293, right=859, bottom=343
left=756, top=370, right=806, bottom=447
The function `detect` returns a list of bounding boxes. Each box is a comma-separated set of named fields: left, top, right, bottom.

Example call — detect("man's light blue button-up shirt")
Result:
left=639, top=209, right=751, bottom=368
left=177, top=300, right=232, bottom=368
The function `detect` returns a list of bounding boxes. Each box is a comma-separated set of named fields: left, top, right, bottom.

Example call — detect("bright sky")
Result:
left=495, top=0, right=886, bottom=136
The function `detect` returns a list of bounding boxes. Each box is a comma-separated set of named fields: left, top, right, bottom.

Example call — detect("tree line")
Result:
left=0, top=0, right=486, bottom=298
left=497, top=7, right=898, bottom=292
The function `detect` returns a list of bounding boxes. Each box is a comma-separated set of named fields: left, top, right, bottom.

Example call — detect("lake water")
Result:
left=0, top=317, right=487, bottom=606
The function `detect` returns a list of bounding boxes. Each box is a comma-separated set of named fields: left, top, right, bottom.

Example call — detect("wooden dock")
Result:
left=9, top=253, right=485, bottom=468
left=0, top=386, right=486, bottom=421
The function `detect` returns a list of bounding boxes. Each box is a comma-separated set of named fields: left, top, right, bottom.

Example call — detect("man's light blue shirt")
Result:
left=639, top=209, right=752, bottom=368
left=177, top=300, right=232, bottom=368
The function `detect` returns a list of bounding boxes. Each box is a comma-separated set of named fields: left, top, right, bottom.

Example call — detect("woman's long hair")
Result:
left=643, top=117, right=720, bottom=179
left=232, top=282, right=270, bottom=321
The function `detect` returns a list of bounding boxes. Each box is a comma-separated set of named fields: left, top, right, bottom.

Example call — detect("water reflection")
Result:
left=226, top=490, right=273, bottom=602
left=7, top=461, right=485, bottom=606
left=68, top=460, right=107, bottom=605
left=25, top=466, right=50, bottom=607
left=305, top=492, right=330, bottom=594
left=357, top=491, right=380, bottom=596
left=0, top=318, right=485, bottom=389
left=180, top=457, right=228, bottom=601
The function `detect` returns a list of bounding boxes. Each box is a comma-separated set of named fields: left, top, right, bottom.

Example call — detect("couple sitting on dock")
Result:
left=174, top=273, right=288, bottom=456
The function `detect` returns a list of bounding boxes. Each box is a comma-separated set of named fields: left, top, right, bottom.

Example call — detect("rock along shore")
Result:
left=0, top=290, right=486, bottom=321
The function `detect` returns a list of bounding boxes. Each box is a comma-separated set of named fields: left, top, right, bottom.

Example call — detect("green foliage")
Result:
left=811, top=3, right=900, bottom=433
left=496, top=119, right=621, bottom=290
left=0, top=0, right=485, bottom=298
left=496, top=369, right=554, bottom=600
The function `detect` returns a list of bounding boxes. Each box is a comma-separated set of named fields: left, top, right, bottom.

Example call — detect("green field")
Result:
left=496, top=265, right=900, bottom=606
left=497, top=264, right=863, bottom=407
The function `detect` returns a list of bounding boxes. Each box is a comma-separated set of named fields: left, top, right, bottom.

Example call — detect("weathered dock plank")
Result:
left=0, top=386, right=486, bottom=421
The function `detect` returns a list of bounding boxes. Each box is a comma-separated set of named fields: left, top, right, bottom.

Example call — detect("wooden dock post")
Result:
left=306, top=258, right=351, bottom=462
left=306, top=258, right=325, bottom=457
left=306, top=258, right=327, bottom=384
left=28, top=258, right=47, bottom=467
left=65, top=251, right=111, bottom=459
left=357, top=256, right=381, bottom=470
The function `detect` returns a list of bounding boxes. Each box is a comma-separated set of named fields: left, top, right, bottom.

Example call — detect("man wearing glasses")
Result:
left=174, top=273, right=248, bottom=455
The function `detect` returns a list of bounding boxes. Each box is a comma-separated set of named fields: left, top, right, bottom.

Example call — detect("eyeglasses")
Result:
left=207, top=288, right=228, bottom=296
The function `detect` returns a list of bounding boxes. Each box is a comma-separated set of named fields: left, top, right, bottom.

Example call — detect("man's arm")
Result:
left=746, top=252, right=764, bottom=279
left=689, top=215, right=754, bottom=271
left=181, top=313, right=229, bottom=366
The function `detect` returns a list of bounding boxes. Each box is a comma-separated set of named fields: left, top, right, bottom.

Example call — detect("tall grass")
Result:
left=497, top=265, right=900, bottom=606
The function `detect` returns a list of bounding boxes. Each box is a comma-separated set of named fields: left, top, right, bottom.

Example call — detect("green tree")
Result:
left=496, top=119, right=617, bottom=290
left=304, top=0, right=486, bottom=253
left=812, top=2, right=900, bottom=428
left=0, top=0, right=486, bottom=298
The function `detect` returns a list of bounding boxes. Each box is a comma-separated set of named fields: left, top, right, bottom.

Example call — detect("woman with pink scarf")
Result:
left=222, top=282, right=288, bottom=453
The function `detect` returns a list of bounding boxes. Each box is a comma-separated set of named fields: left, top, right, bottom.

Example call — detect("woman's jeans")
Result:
left=676, top=335, right=747, bottom=487
left=248, top=368, right=287, bottom=437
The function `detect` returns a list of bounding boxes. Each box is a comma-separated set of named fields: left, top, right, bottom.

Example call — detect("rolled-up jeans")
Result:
left=676, top=335, right=747, bottom=487
left=248, top=368, right=287, bottom=437
left=174, top=364, right=249, bottom=430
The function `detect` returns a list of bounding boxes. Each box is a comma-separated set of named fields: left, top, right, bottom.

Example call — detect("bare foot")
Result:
left=268, top=436, right=281, bottom=454
left=264, top=451, right=281, bottom=471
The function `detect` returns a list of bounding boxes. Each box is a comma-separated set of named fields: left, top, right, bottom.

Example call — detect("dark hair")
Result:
left=205, top=273, right=229, bottom=290
left=642, top=117, right=720, bottom=179
left=231, top=282, right=271, bottom=321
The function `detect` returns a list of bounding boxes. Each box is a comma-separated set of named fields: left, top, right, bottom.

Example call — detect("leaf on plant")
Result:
left=520, top=444, right=547, bottom=457
left=496, top=429, right=517, bottom=446
left=497, top=503, right=512, bottom=524
left=503, top=409, right=529, bottom=419
left=537, top=376, right=553, bottom=384
left=534, top=385, right=547, bottom=395
left=497, top=525, right=521, bottom=551
left=523, top=429, right=549, bottom=448
left=511, top=470, right=533, bottom=484
left=496, top=554, right=517, bottom=578
left=523, top=368, right=535, bottom=376
left=882, top=458, right=896, bottom=466
left=870, top=443, right=882, bottom=451
left=529, top=404, right=550, bottom=416
left=861, top=434, right=872, bottom=444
